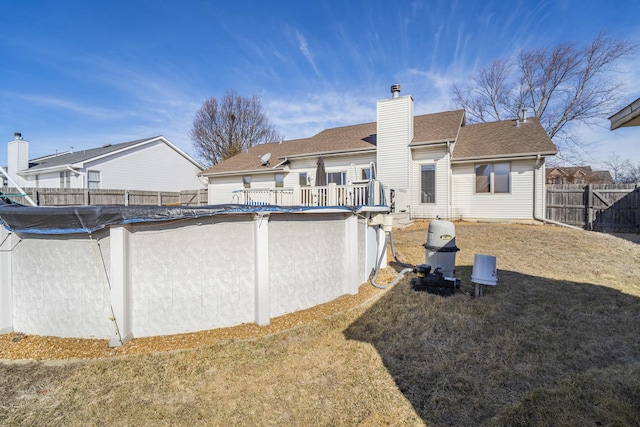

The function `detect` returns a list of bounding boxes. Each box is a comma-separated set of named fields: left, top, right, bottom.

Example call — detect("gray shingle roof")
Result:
left=28, top=137, right=159, bottom=171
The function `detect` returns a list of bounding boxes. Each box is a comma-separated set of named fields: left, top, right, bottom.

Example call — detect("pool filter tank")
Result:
left=411, top=220, right=461, bottom=296
left=423, top=219, right=459, bottom=277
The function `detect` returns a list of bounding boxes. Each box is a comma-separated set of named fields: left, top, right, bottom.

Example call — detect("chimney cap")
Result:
left=14, top=132, right=22, bottom=139
left=390, top=84, right=401, bottom=97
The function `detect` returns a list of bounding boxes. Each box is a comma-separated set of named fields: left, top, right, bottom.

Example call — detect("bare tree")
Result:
left=603, top=152, right=640, bottom=184
left=452, top=33, right=636, bottom=163
left=190, top=91, right=282, bottom=166
left=603, top=152, right=630, bottom=183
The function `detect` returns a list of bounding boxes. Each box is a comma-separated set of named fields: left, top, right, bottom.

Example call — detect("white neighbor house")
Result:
left=201, top=85, right=558, bottom=221
left=5, top=135, right=205, bottom=192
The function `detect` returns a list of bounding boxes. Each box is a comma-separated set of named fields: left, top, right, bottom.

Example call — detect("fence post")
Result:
left=585, top=184, right=593, bottom=231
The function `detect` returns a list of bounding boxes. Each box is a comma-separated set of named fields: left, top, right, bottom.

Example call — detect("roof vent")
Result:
left=521, top=108, right=528, bottom=122
left=390, top=84, right=401, bottom=98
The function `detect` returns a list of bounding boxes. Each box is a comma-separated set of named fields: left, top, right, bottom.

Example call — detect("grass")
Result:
left=1, top=221, right=639, bottom=426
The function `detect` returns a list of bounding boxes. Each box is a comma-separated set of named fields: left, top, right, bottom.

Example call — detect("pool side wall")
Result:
left=1, top=211, right=382, bottom=341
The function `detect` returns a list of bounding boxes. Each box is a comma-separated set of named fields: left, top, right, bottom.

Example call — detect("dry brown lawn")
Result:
left=1, top=221, right=639, bottom=426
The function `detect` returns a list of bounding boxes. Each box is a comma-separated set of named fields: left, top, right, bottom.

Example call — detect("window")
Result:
left=242, top=176, right=251, bottom=188
left=361, top=165, right=377, bottom=180
left=475, top=163, right=510, bottom=193
left=275, top=173, right=284, bottom=188
left=420, top=164, right=436, bottom=203
left=475, top=165, right=491, bottom=193
left=327, top=171, right=346, bottom=185
left=299, top=172, right=308, bottom=186
left=60, top=171, right=71, bottom=188
left=493, top=163, right=510, bottom=193
left=87, top=170, right=101, bottom=189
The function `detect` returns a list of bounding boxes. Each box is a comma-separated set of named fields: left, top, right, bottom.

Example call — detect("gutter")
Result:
left=283, top=147, right=376, bottom=160
left=452, top=151, right=557, bottom=163
left=201, top=166, right=288, bottom=178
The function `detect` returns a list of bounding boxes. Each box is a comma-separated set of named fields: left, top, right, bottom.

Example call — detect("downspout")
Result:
left=533, top=155, right=582, bottom=230
left=447, top=141, right=452, bottom=219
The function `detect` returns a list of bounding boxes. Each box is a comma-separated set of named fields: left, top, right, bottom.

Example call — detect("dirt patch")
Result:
left=0, top=270, right=396, bottom=362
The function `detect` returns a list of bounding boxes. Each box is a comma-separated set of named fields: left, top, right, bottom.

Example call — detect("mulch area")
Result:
left=0, top=275, right=392, bottom=362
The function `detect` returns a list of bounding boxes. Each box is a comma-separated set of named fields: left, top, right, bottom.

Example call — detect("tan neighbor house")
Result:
left=201, top=85, right=558, bottom=221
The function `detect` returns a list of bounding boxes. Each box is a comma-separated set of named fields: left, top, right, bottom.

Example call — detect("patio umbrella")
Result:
left=315, top=157, right=327, bottom=186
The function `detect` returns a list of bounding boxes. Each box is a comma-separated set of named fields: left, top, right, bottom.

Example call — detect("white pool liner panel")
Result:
left=1, top=210, right=383, bottom=340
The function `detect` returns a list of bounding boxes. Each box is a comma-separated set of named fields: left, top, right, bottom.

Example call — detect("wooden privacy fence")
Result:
left=0, top=187, right=209, bottom=207
left=546, top=184, right=640, bottom=233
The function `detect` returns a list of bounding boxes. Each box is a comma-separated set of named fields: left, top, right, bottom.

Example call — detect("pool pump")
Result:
left=411, top=264, right=460, bottom=296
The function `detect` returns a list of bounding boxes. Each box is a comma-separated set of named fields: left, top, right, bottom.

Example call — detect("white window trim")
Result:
left=420, top=163, right=436, bottom=204
left=474, top=162, right=511, bottom=194
left=87, top=170, right=101, bottom=189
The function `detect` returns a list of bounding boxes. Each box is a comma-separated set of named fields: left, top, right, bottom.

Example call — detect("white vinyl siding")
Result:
left=452, top=159, right=536, bottom=220
left=208, top=176, right=245, bottom=204
left=377, top=96, right=413, bottom=211
left=409, top=145, right=450, bottom=219
left=83, top=140, right=204, bottom=191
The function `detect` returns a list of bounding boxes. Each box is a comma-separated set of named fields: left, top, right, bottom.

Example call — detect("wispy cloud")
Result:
left=266, top=89, right=377, bottom=140
left=296, top=31, right=321, bottom=77
left=4, top=92, right=121, bottom=120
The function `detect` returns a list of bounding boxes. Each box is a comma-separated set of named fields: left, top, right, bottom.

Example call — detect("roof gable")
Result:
left=411, top=110, right=464, bottom=144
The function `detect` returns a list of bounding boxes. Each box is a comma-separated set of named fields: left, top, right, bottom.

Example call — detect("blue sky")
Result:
left=1, top=0, right=639, bottom=169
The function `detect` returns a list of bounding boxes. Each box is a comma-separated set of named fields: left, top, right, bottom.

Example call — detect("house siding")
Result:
left=84, top=141, right=204, bottom=192
left=451, top=159, right=537, bottom=220
left=207, top=153, right=377, bottom=204
left=208, top=176, right=244, bottom=204
left=409, top=145, right=451, bottom=219
left=377, top=95, right=413, bottom=211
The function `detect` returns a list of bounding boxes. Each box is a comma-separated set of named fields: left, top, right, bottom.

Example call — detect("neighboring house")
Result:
left=5, top=134, right=205, bottom=192
left=200, top=85, right=558, bottom=221
left=609, top=97, right=640, bottom=129
left=546, top=166, right=614, bottom=185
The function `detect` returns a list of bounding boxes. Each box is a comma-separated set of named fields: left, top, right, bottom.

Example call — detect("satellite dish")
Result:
left=260, top=152, right=271, bottom=166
